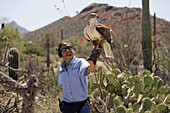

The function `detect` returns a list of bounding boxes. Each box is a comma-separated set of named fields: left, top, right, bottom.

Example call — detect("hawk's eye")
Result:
left=90, top=15, right=95, bottom=18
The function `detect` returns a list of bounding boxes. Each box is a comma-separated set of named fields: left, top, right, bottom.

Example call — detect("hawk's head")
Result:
left=89, top=13, right=99, bottom=19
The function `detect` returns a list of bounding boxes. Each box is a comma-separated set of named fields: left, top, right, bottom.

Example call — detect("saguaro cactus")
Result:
left=61, top=29, right=63, bottom=40
left=153, top=13, right=156, bottom=36
left=46, top=33, right=50, bottom=68
left=142, top=0, right=152, bottom=72
left=8, top=48, right=19, bottom=80
left=1, top=23, right=5, bottom=29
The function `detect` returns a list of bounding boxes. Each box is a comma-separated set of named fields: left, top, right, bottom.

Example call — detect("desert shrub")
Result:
left=151, top=33, right=170, bottom=85
left=23, top=43, right=45, bottom=56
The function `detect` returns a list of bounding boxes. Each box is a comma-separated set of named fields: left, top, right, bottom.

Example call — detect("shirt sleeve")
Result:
left=79, top=58, right=90, bottom=76
left=58, top=68, right=63, bottom=86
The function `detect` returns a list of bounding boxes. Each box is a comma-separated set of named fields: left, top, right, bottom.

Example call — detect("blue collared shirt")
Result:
left=58, top=57, right=90, bottom=102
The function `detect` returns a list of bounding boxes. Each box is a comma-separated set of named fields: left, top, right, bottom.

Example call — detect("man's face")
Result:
left=60, top=43, right=74, bottom=58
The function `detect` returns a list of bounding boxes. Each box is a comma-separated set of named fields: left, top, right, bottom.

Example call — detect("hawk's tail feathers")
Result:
left=103, top=41, right=114, bottom=58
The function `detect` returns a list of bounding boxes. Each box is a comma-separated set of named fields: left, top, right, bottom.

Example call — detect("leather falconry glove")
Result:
left=86, top=48, right=102, bottom=65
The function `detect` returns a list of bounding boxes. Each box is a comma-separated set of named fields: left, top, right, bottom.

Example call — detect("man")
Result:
left=57, top=40, right=102, bottom=113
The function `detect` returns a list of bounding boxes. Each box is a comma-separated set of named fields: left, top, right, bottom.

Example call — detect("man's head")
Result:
left=57, top=40, right=74, bottom=58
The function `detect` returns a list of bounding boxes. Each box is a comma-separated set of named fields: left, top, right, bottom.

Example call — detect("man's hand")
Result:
left=86, top=48, right=102, bottom=65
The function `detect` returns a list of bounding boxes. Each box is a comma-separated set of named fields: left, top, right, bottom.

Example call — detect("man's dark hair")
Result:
left=57, top=40, right=72, bottom=58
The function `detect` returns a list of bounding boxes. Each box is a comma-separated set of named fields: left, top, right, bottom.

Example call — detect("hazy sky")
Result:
left=0, top=0, right=170, bottom=31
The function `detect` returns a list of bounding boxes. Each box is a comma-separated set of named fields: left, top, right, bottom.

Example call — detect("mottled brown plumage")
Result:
left=84, top=13, right=114, bottom=58
left=96, top=23, right=111, bottom=44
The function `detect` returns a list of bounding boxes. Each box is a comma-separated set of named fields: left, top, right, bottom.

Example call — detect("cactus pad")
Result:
left=143, top=70, right=151, bottom=76
left=144, top=75, right=154, bottom=86
left=106, top=84, right=115, bottom=93
left=117, top=73, right=127, bottom=82
left=163, top=94, right=170, bottom=104
left=106, top=74, right=115, bottom=85
left=140, top=97, right=152, bottom=111
left=116, top=105, right=127, bottom=113
left=112, top=68, right=121, bottom=76
left=90, top=83, right=98, bottom=93
left=133, top=82, right=144, bottom=94
left=123, top=70, right=131, bottom=77
left=157, top=103, right=167, bottom=112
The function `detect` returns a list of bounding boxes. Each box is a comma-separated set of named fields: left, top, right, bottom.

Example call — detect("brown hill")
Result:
left=23, top=3, right=170, bottom=42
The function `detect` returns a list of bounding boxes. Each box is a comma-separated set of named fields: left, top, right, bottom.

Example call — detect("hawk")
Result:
left=84, top=13, right=114, bottom=58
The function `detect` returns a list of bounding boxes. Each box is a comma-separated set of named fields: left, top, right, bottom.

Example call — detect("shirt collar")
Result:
left=60, top=56, right=76, bottom=69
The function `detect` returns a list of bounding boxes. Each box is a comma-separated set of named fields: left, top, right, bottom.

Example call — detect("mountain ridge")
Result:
left=23, top=3, right=170, bottom=42
left=6, top=21, right=29, bottom=34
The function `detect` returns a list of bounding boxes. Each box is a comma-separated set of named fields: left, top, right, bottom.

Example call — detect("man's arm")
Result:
left=86, top=48, right=102, bottom=73
left=86, top=61, right=95, bottom=73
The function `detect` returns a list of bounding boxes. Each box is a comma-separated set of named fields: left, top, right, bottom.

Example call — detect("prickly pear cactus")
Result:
left=8, top=48, right=19, bottom=80
left=88, top=67, right=170, bottom=113
left=133, top=81, right=144, bottom=94
left=138, top=97, right=152, bottom=112
left=115, top=105, right=127, bottom=113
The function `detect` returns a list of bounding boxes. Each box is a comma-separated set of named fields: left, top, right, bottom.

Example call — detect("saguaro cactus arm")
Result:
left=0, top=71, right=39, bottom=113
left=0, top=71, right=25, bottom=95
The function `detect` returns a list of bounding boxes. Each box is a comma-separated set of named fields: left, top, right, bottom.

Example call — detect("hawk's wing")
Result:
left=96, top=23, right=111, bottom=44
left=84, top=28, right=91, bottom=41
